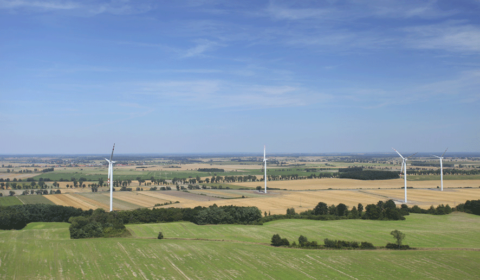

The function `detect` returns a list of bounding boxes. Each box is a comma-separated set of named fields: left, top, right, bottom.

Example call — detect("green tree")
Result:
left=390, top=230, right=405, bottom=247
left=158, top=232, right=164, bottom=239
left=298, top=235, right=308, bottom=247
left=336, top=203, right=348, bottom=216
left=313, top=202, right=328, bottom=215
left=286, top=208, right=296, bottom=215
left=358, top=203, right=364, bottom=214
left=271, top=234, right=282, bottom=246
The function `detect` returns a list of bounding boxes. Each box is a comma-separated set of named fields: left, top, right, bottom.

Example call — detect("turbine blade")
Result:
left=400, top=160, right=404, bottom=174
left=406, top=152, right=417, bottom=159
left=392, top=148, right=404, bottom=159
left=110, top=143, right=115, bottom=161
left=442, top=148, right=448, bottom=157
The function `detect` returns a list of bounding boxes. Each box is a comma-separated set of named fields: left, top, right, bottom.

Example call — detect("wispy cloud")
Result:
left=404, top=21, right=480, bottom=52
left=0, top=0, right=156, bottom=15
left=0, top=0, right=78, bottom=10
left=182, top=39, right=223, bottom=58
left=132, top=79, right=329, bottom=109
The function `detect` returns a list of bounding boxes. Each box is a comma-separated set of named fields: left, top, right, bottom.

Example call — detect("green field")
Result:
left=17, top=195, right=55, bottom=205
left=127, top=213, right=480, bottom=248
left=0, top=196, right=23, bottom=206
left=1, top=220, right=480, bottom=279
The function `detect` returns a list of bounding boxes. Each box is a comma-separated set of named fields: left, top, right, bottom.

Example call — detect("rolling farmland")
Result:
left=128, top=212, right=480, bottom=248
left=1, top=215, right=480, bottom=279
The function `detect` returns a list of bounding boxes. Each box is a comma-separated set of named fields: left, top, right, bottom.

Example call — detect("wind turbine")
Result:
left=392, top=148, right=417, bottom=203
left=433, top=148, right=448, bottom=191
left=105, top=144, right=115, bottom=212
left=263, top=145, right=267, bottom=194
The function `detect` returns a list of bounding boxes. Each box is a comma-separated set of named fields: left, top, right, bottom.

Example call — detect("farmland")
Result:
left=233, top=178, right=480, bottom=190
left=1, top=214, right=480, bottom=279
left=17, top=195, right=55, bottom=205
left=0, top=196, right=23, bottom=206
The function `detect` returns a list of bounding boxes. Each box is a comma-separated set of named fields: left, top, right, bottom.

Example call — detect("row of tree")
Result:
left=0, top=204, right=88, bottom=230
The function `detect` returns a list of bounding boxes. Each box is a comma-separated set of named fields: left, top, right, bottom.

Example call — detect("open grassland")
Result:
left=17, top=195, right=55, bottom=205
left=1, top=219, right=480, bottom=279
left=0, top=196, right=23, bottom=206
left=234, top=178, right=480, bottom=190
left=128, top=213, right=480, bottom=248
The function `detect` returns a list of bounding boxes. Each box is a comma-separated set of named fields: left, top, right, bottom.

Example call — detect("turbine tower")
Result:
left=105, top=144, right=115, bottom=212
left=263, top=145, right=267, bottom=194
left=433, top=148, right=448, bottom=191
left=392, top=148, right=417, bottom=203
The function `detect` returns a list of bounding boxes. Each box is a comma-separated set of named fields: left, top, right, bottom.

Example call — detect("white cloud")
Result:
left=0, top=0, right=155, bottom=15
left=404, top=22, right=480, bottom=52
left=0, top=0, right=78, bottom=10
left=132, top=79, right=328, bottom=109
left=183, top=40, right=222, bottom=58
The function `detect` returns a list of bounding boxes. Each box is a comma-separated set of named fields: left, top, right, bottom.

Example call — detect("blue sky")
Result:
left=0, top=0, right=479, bottom=154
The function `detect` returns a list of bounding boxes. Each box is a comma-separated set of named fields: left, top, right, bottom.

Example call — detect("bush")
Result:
left=271, top=234, right=282, bottom=246
left=299, top=235, right=308, bottom=246
left=158, top=232, right=164, bottom=239
left=386, top=243, right=411, bottom=250
left=69, top=209, right=126, bottom=239
left=360, top=242, right=375, bottom=249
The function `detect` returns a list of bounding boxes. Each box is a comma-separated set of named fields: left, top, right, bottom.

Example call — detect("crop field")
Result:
left=362, top=188, right=480, bottom=207
left=0, top=196, right=23, bottom=206
left=2, top=216, right=480, bottom=279
left=106, top=192, right=171, bottom=208
left=17, top=195, right=55, bottom=205
left=234, top=178, right=480, bottom=190
left=34, top=187, right=480, bottom=214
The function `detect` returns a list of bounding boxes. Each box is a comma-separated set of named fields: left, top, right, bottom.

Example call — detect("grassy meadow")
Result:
left=127, top=212, right=480, bottom=248
left=1, top=214, right=480, bottom=279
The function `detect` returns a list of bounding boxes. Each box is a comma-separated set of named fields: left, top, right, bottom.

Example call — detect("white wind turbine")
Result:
left=393, top=148, right=417, bottom=203
left=263, top=145, right=267, bottom=194
left=433, top=148, right=448, bottom=191
left=105, top=144, right=115, bottom=212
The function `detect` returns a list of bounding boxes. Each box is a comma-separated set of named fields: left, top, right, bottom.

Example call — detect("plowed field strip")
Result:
left=71, top=193, right=112, bottom=210
left=104, top=192, right=170, bottom=208
left=44, top=194, right=97, bottom=210
left=78, top=193, right=141, bottom=210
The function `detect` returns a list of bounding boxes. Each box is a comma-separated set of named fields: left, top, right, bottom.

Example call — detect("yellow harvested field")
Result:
left=233, top=178, right=480, bottom=190
left=0, top=173, right=39, bottom=180
left=363, top=188, right=480, bottom=207
left=44, top=194, right=99, bottom=210
left=173, top=190, right=383, bottom=215
left=106, top=192, right=170, bottom=207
